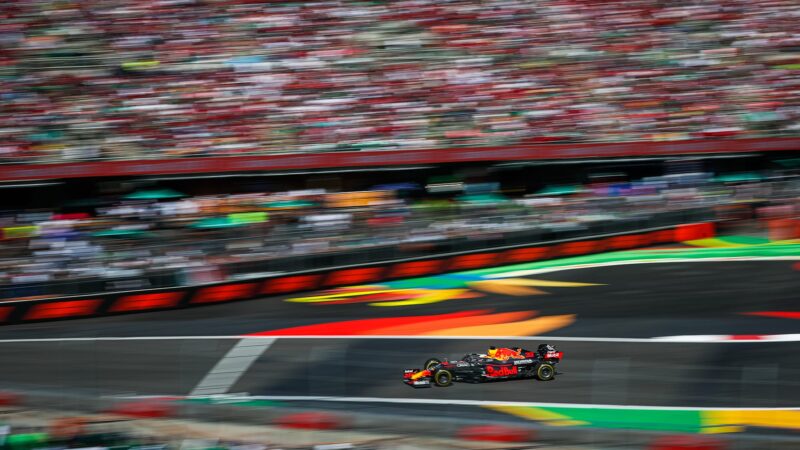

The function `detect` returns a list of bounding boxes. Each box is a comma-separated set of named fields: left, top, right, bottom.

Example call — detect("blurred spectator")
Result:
left=2, top=0, right=800, bottom=163
left=0, top=175, right=792, bottom=294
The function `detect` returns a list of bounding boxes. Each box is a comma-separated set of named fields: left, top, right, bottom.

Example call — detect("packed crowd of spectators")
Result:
left=0, top=175, right=787, bottom=294
left=2, top=0, right=800, bottom=163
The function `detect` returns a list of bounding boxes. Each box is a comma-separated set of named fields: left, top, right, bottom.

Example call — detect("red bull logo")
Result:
left=485, top=365, right=518, bottom=377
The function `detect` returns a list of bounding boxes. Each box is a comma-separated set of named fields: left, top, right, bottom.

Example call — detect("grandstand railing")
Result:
left=0, top=137, right=798, bottom=181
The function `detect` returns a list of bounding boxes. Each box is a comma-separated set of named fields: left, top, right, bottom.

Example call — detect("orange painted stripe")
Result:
left=423, top=314, right=575, bottom=337
left=24, top=299, right=101, bottom=320
left=110, top=292, right=185, bottom=312
left=192, top=283, right=257, bottom=304
left=388, top=260, right=443, bottom=278
left=448, top=253, right=500, bottom=270
left=262, top=274, right=322, bottom=294
left=324, top=267, right=384, bottom=286
left=374, top=310, right=535, bottom=335
left=503, top=247, right=549, bottom=263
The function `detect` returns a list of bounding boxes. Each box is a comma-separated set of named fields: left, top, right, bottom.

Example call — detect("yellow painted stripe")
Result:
left=487, top=405, right=588, bottom=426
left=701, top=410, right=800, bottom=433
left=286, top=289, right=390, bottom=303
left=684, top=238, right=745, bottom=248
left=369, top=289, right=471, bottom=306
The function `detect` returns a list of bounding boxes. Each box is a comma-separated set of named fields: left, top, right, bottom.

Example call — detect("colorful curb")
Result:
left=485, top=405, right=800, bottom=434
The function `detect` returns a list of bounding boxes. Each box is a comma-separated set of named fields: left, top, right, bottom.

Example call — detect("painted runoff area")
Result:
left=175, top=395, right=800, bottom=435
left=471, top=240, right=800, bottom=280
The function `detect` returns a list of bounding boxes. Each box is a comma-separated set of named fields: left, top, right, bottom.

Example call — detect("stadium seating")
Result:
left=1, top=0, right=799, bottom=163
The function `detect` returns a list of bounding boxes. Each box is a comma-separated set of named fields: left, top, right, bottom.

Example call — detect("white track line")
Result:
left=189, top=338, right=276, bottom=396
left=653, top=334, right=800, bottom=342
left=0, top=335, right=796, bottom=343
left=175, top=394, right=800, bottom=411
left=486, top=256, right=800, bottom=278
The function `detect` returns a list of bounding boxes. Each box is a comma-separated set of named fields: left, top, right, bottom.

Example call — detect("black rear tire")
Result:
left=434, top=369, right=453, bottom=387
left=424, top=358, right=442, bottom=371
left=536, top=363, right=555, bottom=381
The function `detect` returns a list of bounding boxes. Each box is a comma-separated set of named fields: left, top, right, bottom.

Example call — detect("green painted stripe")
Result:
left=718, top=236, right=772, bottom=245
left=539, top=407, right=703, bottom=433
left=469, top=243, right=800, bottom=277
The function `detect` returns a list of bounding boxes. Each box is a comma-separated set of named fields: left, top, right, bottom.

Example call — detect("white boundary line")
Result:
left=0, top=335, right=797, bottom=343
left=175, top=394, right=800, bottom=411
left=189, top=338, right=276, bottom=396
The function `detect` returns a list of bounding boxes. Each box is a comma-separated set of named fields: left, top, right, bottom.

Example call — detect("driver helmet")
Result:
left=487, top=346, right=498, bottom=358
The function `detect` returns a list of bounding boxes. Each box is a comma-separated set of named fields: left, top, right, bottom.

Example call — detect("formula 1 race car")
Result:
left=403, top=344, right=562, bottom=388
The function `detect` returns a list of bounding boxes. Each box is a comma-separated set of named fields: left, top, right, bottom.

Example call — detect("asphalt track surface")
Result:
left=0, top=338, right=797, bottom=408
left=0, top=261, right=798, bottom=410
left=0, top=261, right=797, bottom=339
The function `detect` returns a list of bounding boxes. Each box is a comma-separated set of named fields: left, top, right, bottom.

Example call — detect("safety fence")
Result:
left=0, top=221, right=715, bottom=324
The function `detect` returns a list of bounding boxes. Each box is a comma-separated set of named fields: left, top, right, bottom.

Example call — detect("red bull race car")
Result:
left=403, top=344, right=562, bottom=388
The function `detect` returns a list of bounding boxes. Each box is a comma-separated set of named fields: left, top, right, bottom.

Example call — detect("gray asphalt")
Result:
left=0, top=261, right=797, bottom=339
left=0, top=338, right=797, bottom=408
left=0, top=260, right=797, bottom=414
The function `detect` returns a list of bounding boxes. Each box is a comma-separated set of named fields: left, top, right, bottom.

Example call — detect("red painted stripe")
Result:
left=388, top=260, right=443, bottom=278
left=458, top=425, right=534, bottom=443
left=24, top=299, right=101, bottom=320
left=556, top=240, right=597, bottom=256
left=246, top=310, right=489, bottom=336
left=110, top=292, right=184, bottom=312
left=262, top=275, right=322, bottom=294
left=651, top=229, right=676, bottom=243
left=275, top=412, right=348, bottom=430
left=324, top=267, right=384, bottom=286
left=675, top=223, right=715, bottom=241
left=743, top=311, right=800, bottom=320
left=729, top=334, right=764, bottom=340
left=607, top=235, right=642, bottom=250
left=448, top=253, right=500, bottom=270
left=192, top=283, right=257, bottom=304
left=503, top=247, right=549, bottom=263
left=0, top=306, right=14, bottom=322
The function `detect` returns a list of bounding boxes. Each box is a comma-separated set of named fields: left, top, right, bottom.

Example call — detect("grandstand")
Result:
left=1, top=0, right=800, bottom=164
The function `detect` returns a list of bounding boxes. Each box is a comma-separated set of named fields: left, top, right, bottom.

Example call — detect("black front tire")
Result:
left=434, top=369, right=453, bottom=387
left=424, top=358, right=442, bottom=371
left=536, top=363, right=555, bottom=381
